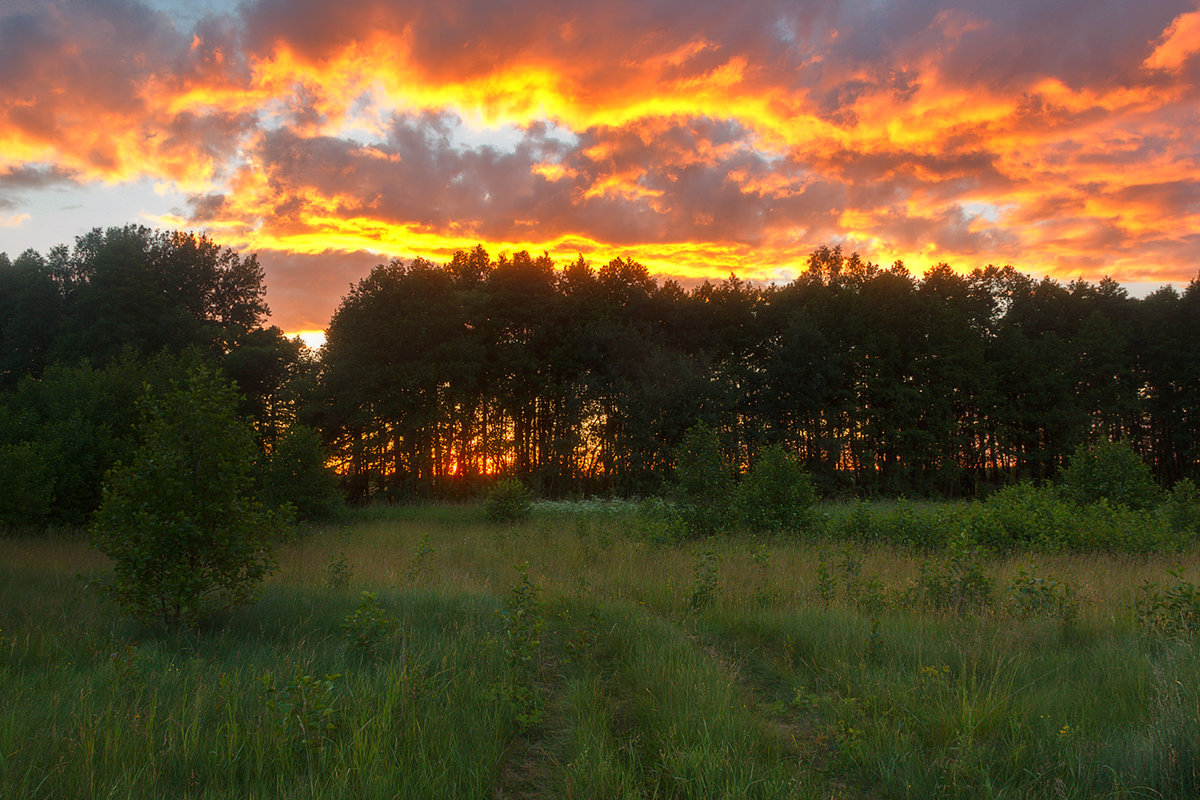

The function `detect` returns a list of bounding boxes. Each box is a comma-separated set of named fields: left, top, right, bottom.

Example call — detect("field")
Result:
left=2, top=502, right=1199, bottom=799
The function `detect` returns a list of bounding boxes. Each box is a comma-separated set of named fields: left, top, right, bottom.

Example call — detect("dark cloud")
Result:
left=0, top=165, right=77, bottom=191
left=186, top=192, right=227, bottom=221
left=0, top=165, right=77, bottom=211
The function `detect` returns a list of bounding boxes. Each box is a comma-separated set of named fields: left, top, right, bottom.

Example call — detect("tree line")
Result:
left=314, top=244, right=1200, bottom=500
left=2, top=228, right=1198, bottom=524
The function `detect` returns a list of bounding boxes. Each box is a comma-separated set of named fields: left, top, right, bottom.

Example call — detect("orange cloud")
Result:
left=1144, top=4, right=1200, bottom=72
left=3, top=0, right=1200, bottom=332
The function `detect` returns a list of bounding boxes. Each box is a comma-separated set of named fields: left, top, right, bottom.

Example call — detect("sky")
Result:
left=2, top=0, right=1199, bottom=339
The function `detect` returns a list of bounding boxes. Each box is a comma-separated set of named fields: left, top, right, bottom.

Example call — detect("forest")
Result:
left=2, top=225, right=1199, bottom=525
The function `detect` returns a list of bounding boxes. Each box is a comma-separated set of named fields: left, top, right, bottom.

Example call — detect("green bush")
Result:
left=1136, top=571, right=1200, bottom=637
left=0, top=441, right=55, bottom=529
left=1062, top=439, right=1160, bottom=511
left=672, top=423, right=734, bottom=537
left=259, top=424, right=343, bottom=521
left=634, top=497, right=689, bottom=543
left=485, top=477, right=533, bottom=523
left=734, top=444, right=816, bottom=533
left=906, top=533, right=993, bottom=615
left=1163, top=478, right=1200, bottom=537
left=340, top=591, right=398, bottom=658
left=90, top=365, right=287, bottom=626
left=1003, top=567, right=1079, bottom=622
left=323, top=551, right=352, bottom=589
left=1068, top=500, right=1174, bottom=553
left=877, top=498, right=942, bottom=549
left=971, top=483, right=1076, bottom=550
left=262, top=669, right=343, bottom=753
left=685, top=541, right=721, bottom=611
left=498, top=562, right=544, bottom=728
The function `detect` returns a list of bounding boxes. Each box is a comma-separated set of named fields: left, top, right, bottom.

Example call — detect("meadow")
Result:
left=2, top=501, right=1199, bottom=799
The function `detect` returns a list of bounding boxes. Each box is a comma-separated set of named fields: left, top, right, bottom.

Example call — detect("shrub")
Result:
left=1163, top=478, right=1200, bottom=538
left=877, top=498, right=939, bottom=549
left=907, top=533, right=993, bottom=615
left=259, top=424, right=343, bottom=521
left=485, top=477, right=533, bottom=523
left=814, top=551, right=837, bottom=606
left=1062, top=439, right=1160, bottom=511
left=1136, top=571, right=1200, bottom=637
left=973, top=483, right=1076, bottom=550
left=323, top=551, right=352, bottom=589
left=734, top=444, right=816, bottom=533
left=1003, top=568, right=1079, bottom=622
left=1069, top=500, right=1174, bottom=553
left=340, top=591, right=398, bottom=658
left=0, top=441, right=55, bottom=529
left=685, top=541, right=721, bottom=611
left=262, top=669, right=342, bottom=752
left=90, top=365, right=286, bottom=627
left=498, top=562, right=544, bottom=728
left=634, top=497, right=689, bottom=543
left=672, top=423, right=734, bottom=536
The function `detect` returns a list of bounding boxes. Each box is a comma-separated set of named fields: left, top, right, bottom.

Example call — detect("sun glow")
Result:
left=290, top=330, right=327, bottom=349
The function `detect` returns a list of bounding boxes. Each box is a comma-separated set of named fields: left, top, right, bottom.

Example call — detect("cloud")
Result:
left=1144, top=3, right=1200, bottom=73
left=0, top=165, right=77, bottom=211
left=0, top=0, right=250, bottom=188
left=3, top=0, right=1200, bottom=330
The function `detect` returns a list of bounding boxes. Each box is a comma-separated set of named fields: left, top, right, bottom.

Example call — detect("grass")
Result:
left=2, top=501, right=1199, bottom=798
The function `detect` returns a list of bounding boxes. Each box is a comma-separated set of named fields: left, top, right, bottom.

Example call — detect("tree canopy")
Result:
left=312, top=244, right=1200, bottom=499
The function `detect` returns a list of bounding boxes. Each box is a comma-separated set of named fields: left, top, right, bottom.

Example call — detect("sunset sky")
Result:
left=2, top=0, right=1199, bottom=336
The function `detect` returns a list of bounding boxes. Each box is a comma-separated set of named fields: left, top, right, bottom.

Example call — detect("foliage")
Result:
left=815, top=551, right=837, bottom=606
left=821, top=490, right=1181, bottom=554
left=260, top=424, right=343, bottom=521
left=672, top=423, right=734, bottom=537
left=56, top=226, right=270, bottom=363
left=1136, top=571, right=1200, bottom=637
left=0, top=441, right=55, bottom=529
left=969, top=483, right=1078, bottom=550
left=734, top=443, right=816, bottom=533
left=1162, top=478, right=1200, bottom=537
left=907, top=534, right=993, bottom=615
left=0, top=228, right=300, bottom=528
left=262, top=669, right=343, bottom=752
left=90, top=365, right=287, bottom=626
left=340, top=591, right=398, bottom=658
left=498, top=562, right=544, bottom=728
left=1062, top=439, right=1161, bottom=511
left=685, top=541, right=721, bottom=611
left=484, top=477, right=533, bottom=523
left=633, top=497, right=689, bottom=544
left=0, top=352, right=190, bottom=526
left=405, top=533, right=435, bottom=582
left=1003, top=568, right=1079, bottom=622
left=750, top=544, right=774, bottom=607
left=323, top=551, right=352, bottom=589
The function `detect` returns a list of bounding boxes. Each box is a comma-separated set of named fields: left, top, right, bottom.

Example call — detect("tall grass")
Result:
left=2, top=501, right=1198, bottom=797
